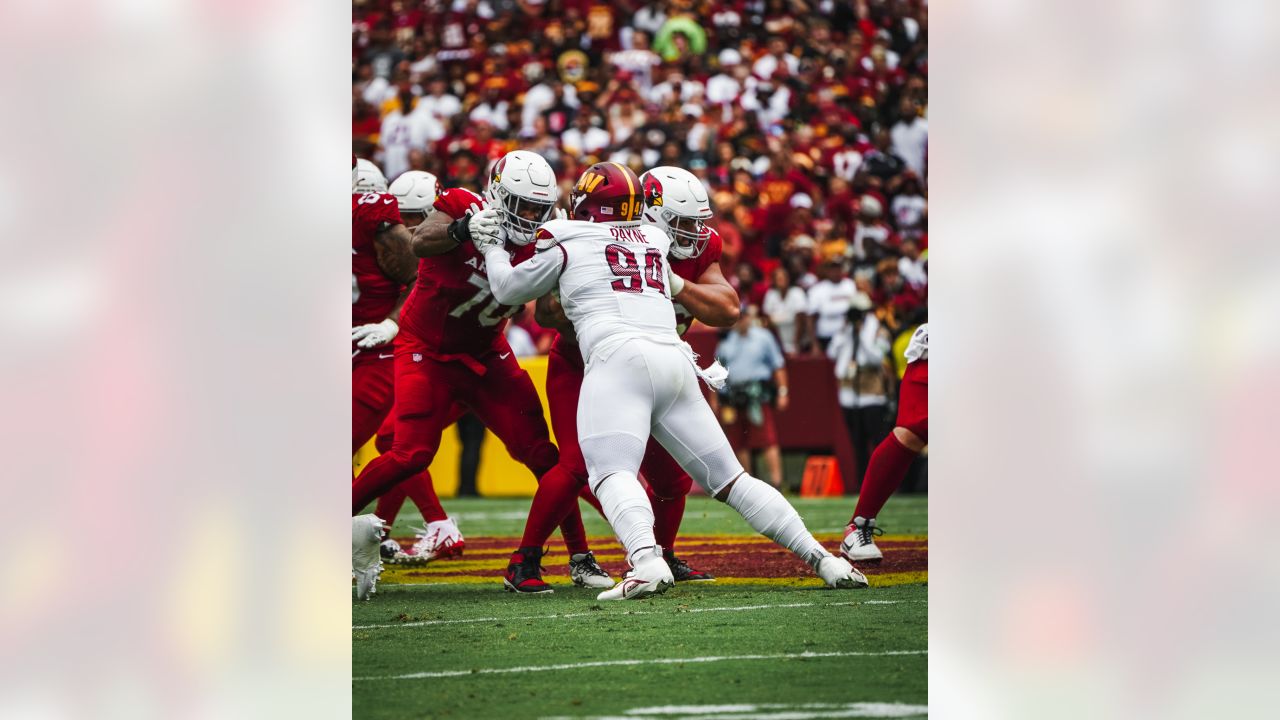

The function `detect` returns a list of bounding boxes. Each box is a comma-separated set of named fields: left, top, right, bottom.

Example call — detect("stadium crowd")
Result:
left=353, top=0, right=928, bottom=475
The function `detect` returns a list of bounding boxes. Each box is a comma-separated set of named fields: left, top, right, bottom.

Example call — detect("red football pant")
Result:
left=852, top=360, right=928, bottom=522
left=519, top=342, right=691, bottom=553
left=351, top=334, right=590, bottom=554
left=352, top=358, right=395, bottom=454
left=353, top=358, right=446, bottom=527
left=371, top=421, right=447, bottom=527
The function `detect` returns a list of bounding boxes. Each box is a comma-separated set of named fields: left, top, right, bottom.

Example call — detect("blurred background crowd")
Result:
left=354, top=0, right=928, bottom=486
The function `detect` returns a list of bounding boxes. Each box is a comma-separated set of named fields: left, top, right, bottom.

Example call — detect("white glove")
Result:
left=469, top=204, right=504, bottom=253
left=352, top=318, right=399, bottom=349
left=666, top=265, right=686, bottom=297
left=552, top=207, right=568, bottom=221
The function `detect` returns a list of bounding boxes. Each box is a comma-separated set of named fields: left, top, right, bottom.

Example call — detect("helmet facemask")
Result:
left=493, top=184, right=555, bottom=245
left=664, top=210, right=710, bottom=260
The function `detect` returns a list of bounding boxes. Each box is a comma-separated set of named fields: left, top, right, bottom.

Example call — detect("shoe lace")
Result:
left=575, top=552, right=609, bottom=577
left=667, top=554, right=692, bottom=574
left=520, top=547, right=549, bottom=575
left=858, top=523, right=884, bottom=546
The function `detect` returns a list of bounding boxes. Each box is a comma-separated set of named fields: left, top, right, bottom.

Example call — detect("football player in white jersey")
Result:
left=472, top=161, right=868, bottom=600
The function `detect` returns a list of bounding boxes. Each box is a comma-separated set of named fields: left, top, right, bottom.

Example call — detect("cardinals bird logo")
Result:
left=643, top=173, right=664, bottom=207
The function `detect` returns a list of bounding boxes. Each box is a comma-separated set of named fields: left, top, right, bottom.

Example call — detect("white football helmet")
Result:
left=639, top=166, right=713, bottom=260
left=484, top=150, right=559, bottom=245
left=388, top=170, right=439, bottom=218
left=354, top=158, right=388, bottom=193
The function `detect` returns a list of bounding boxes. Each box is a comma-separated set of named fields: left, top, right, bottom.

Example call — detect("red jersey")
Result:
left=352, top=191, right=405, bottom=361
left=551, top=226, right=726, bottom=356
left=670, top=227, right=725, bottom=336
left=398, top=187, right=536, bottom=357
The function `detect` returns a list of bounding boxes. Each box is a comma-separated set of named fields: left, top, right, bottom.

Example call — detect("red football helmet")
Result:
left=570, top=162, right=644, bottom=223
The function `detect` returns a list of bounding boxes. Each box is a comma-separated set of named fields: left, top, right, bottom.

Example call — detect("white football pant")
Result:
left=578, top=338, right=831, bottom=569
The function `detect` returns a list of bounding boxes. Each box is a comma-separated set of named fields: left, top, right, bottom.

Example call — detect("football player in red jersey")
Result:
left=351, top=157, right=429, bottom=598
left=503, top=165, right=740, bottom=592
left=351, top=150, right=614, bottom=596
left=352, top=169, right=468, bottom=564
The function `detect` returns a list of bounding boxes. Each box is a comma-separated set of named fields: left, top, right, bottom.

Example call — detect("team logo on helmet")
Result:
left=491, top=156, right=507, bottom=185
left=577, top=170, right=606, bottom=193
left=643, top=173, right=664, bottom=207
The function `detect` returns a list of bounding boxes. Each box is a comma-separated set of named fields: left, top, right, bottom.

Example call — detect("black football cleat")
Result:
left=665, top=549, right=715, bottom=582
left=503, top=546, right=554, bottom=594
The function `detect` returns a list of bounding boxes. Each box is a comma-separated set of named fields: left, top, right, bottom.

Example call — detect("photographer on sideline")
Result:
left=828, top=293, right=894, bottom=484
left=711, top=305, right=790, bottom=489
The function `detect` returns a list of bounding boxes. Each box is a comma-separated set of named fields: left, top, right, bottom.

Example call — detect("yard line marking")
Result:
left=353, top=599, right=914, bottom=630
left=353, top=649, right=927, bottom=681
left=538, top=701, right=931, bottom=719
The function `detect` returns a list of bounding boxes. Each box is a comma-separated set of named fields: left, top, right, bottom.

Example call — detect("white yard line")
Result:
left=354, top=649, right=927, bottom=681
left=352, top=599, right=920, bottom=630
left=540, top=701, right=930, bottom=720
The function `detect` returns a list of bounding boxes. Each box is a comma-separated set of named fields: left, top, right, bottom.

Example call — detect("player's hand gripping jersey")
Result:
left=397, top=188, right=535, bottom=358
left=483, top=218, right=678, bottom=362
left=351, top=191, right=405, bottom=361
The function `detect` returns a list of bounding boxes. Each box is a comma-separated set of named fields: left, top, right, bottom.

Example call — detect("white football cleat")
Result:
left=596, top=547, right=675, bottom=601
left=569, top=551, right=615, bottom=589
left=352, top=514, right=386, bottom=600
left=840, top=516, right=884, bottom=562
left=410, top=517, right=465, bottom=561
left=817, top=554, right=869, bottom=589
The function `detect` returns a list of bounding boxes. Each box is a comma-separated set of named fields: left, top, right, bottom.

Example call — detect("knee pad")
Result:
left=515, top=440, right=560, bottom=477
left=391, top=447, right=435, bottom=474
left=679, top=441, right=744, bottom=497
left=580, top=432, right=648, bottom=487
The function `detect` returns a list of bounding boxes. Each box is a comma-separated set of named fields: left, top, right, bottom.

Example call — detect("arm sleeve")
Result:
left=482, top=244, right=565, bottom=306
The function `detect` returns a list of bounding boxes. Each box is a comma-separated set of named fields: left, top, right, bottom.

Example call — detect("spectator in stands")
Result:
left=891, top=98, right=928, bottom=178
left=851, top=195, right=897, bottom=266
left=731, top=262, right=767, bottom=309
left=890, top=170, right=927, bottom=240
left=353, top=0, right=929, bottom=359
left=805, top=255, right=858, bottom=353
left=898, top=238, right=928, bottom=291
left=828, top=294, right=894, bottom=484
left=712, top=306, right=790, bottom=489
left=762, top=266, right=808, bottom=354
left=561, top=110, right=612, bottom=158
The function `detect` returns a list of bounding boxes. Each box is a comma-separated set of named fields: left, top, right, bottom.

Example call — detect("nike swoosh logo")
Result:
left=378, top=353, right=394, bottom=359
left=499, top=352, right=511, bottom=360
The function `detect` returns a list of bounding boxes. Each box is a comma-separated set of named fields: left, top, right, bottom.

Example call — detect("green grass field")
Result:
left=354, top=495, right=927, bottom=719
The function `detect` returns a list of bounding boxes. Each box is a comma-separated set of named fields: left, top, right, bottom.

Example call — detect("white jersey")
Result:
left=904, top=323, right=929, bottom=362
left=479, top=218, right=679, bottom=362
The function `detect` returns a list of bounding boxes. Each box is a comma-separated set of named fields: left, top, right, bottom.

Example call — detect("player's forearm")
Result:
left=535, top=293, right=575, bottom=334
left=673, top=281, right=740, bottom=328
left=374, top=225, right=419, bottom=285
left=409, top=212, right=459, bottom=257
left=481, top=247, right=544, bottom=306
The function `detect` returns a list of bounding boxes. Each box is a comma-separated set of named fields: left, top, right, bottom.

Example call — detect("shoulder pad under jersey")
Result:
left=534, top=219, right=583, bottom=252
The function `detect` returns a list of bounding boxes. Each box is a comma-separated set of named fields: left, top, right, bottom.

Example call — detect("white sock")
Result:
left=593, top=471, right=657, bottom=560
left=724, top=475, right=830, bottom=568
